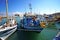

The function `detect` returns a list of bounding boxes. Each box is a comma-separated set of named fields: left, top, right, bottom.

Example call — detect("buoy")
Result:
left=40, top=22, right=46, bottom=28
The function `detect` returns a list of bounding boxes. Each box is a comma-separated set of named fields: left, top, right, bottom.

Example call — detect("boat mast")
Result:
left=6, top=0, right=8, bottom=19
left=29, top=3, right=32, bottom=14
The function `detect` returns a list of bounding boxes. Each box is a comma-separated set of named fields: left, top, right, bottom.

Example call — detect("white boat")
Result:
left=53, top=32, right=60, bottom=40
left=0, top=26, right=17, bottom=40
left=0, top=19, right=17, bottom=40
left=0, top=0, right=17, bottom=40
left=0, top=25, right=17, bottom=32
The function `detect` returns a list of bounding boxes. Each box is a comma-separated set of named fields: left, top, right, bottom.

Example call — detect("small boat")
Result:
left=0, top=25, right=17, bottom=32
left=53, top=32, right=60, bottom=40
left=0, top=27, right=17, bottom=40
left=0, top=0, right=17, bottom=40
left=0, top=19, right=17, bottom=40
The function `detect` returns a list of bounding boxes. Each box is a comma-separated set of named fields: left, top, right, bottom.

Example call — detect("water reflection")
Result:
left=7, top=31, right=40, bottom=40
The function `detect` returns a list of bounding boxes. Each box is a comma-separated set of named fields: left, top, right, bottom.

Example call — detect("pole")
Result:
left=6, top=0, right=8, bottom=19
left=29, top=3, right=32, bottom=14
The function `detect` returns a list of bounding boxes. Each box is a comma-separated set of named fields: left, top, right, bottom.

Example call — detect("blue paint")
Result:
left=15, top=16, right=21, bottom=29
left=0, top=18, right=7, bottom=26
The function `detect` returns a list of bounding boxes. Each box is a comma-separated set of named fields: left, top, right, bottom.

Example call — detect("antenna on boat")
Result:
left=29, top=3, right=32, bottom=14
left=6, top=0, right=8, bottom=19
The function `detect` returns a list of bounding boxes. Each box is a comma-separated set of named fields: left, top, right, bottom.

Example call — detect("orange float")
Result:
left=40, top=22, right=46, bottom=28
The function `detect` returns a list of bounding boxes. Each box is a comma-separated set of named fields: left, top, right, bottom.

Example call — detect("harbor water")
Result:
left=7, top=31, right=41, bottom=40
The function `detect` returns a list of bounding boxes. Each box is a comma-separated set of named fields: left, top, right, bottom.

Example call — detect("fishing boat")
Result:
left=19, top=3, right=48, bottom=32
left=20, top=13, right=43, bottom=32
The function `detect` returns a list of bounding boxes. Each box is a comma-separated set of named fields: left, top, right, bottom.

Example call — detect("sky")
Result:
left=0, top=0, right=60, bottom=15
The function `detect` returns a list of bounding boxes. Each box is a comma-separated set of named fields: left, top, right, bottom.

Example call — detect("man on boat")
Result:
left=6, top=19, right=17, bottom=27
left=32, top=16, right=40, bottom=27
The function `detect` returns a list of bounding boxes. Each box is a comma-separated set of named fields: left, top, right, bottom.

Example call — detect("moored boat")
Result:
left=20, top=13, right=43, bottom=32
left=0, top=19, right=17, bottom=40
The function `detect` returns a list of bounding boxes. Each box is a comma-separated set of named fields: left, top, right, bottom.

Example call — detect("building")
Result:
left=13, top=12, right=24, bottom=19
left=52, top=12, right=60, bottom=21
left=45, top=12, right=60, bottom=22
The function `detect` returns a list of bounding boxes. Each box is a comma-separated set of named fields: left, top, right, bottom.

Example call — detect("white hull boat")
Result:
left=0, top=25, right=17, bottom=32
left=0, top=18, right=17, bottom=40
left=0, top=25, right=17, bottom=40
